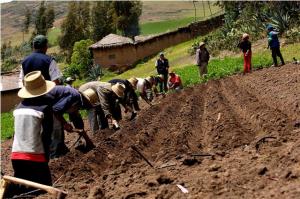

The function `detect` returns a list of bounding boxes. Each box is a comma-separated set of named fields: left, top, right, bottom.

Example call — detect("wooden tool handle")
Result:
left=3, top=176, right=67, bottom=199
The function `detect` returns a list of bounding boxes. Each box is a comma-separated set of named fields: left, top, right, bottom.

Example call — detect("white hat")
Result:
left=82, top=88, right=99, bottom=107
left=199, top=42, right=205, bottom=47
left=242, top=33, right=249, bottom=39
left=18, top=71, right=55, bottom=98
left=111, top=83, right=126, bottom=98
left=66, top=77, right=75, bottom=82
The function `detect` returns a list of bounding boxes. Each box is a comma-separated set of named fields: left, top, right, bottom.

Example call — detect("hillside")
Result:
left=1, top=1, right=221, bottom=45
left=2, top=63, right=300, bottom=198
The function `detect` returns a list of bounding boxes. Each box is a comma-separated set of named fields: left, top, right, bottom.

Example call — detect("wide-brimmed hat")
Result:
left=111, top=83, right=125, bottom=98
left=242, top=33, right=249, bottom=39
left=18, top=71, right=55, bottom=98
left=128, top=77, right=138, bottom=87
left=199, top=42, right=205, bottom=47
left=145, top=76, right=154, bottom=84
left=81, top=88, right=99, bottom=107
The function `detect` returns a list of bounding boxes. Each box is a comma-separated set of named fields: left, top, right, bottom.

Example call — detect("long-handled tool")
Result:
left=1, top=176, right=67, bottom=199
left=72, top=129, right=95, bottom=150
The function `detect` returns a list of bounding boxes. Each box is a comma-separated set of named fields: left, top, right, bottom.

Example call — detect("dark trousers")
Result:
left=88, top=106, right=109, bottom=132
left=5, top=160, right=52, bottom=198
left=159, top=73, right=168, bottom=93
left=271, top=47, right=285, bottom=66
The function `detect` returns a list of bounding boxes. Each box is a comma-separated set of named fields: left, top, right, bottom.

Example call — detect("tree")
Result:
left=23, top=7, right=31, bottom=33
left=34, top=1, right=47, bottom=35
left=59, top=2, right=90, bottom=61
left=45, top=5, right=55, bottom=30
left=33, top=1, right=55, bottom=36
left=112, top=1, right=142, bottom=38
left=91, top=1, right=115, bottom=41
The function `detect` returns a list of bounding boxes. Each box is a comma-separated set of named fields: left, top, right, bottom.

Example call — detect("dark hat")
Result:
left=33, top=35, right=48, bottom=49
left=266, top=24, right=274, bottom=31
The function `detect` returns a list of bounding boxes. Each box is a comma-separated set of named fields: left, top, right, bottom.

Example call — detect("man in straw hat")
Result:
left=9, top=71, right=57, bottom=196
left=196, top=42, right=210, bottom=78
left=79, top=81, right=126, bottom=132
left=109, top=77, right=140, bottom=121
left=45, top=84, right=94, bottom=158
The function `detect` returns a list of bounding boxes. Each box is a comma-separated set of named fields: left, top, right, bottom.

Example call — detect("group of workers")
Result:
left=8, top=23, right=285, bottom=196
left=8, top=35, right=183, bottom=197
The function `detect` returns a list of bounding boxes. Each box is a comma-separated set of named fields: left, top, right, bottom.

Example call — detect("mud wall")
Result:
left=1, top=89, right=21, bottom=112
left=92, top=14, right=224, bottom=70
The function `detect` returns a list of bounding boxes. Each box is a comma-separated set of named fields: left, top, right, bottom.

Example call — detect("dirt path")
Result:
left=1, top=64, right=300, bottom=198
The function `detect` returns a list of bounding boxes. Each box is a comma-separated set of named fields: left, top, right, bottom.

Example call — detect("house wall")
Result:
left=92, top=14, right=224, bottom=71
left=1, top=89, right=21, bottom=113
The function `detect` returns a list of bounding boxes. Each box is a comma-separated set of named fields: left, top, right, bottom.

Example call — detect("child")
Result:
left=238, top=33, right=252, bottom=74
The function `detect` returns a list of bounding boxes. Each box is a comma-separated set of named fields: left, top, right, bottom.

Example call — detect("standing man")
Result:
left=155, top=52, right=169, bottom=92
left=19, top=35, right=62, bottom=85
left=196, top=42, right=210, bottom=78
left=267, top=25, right=285, bottom=67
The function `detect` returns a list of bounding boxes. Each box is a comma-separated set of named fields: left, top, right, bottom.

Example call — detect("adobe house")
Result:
left=1, top=72, right=22, bottom=112
left=89, top=34, right=136, bottom=71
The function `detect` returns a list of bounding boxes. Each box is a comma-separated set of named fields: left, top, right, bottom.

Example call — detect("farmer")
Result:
left=136, top=76, right=156, bottom=105
left=65, top=77, right=75, bottom=88
left=153, top=74, right=165, bottom=96
left=46, top=85, right=94, bottom=158
left=19, top=35, right=62, bottom=85
left=79, top=81, right=126, bottom=132
left=238, top=33, right=252, bottom=74
left=155, top=52, right=169, bottom=92
left=196, top=42, right=210, bottom=78
left=267, top=25, right=285, bottom=67
left=109, top=77, right=140, bottom=121
left=9, top=71, right=56, bottom=196
left=168, top=71, right=183, bottom=92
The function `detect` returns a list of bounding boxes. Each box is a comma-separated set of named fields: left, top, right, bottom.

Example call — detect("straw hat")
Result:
left=81, top=88, right=99, bottom=107
left=199, top=42, right=205, bottom=47
left=242, top=33, right=249, bottom=39
left=145, top=76, right=154, bottom=84
left=128, top=77, right=138, bottom=87
left=18, top=71, right=55, bottom=98
left=111, top=83, right=125, bottom=98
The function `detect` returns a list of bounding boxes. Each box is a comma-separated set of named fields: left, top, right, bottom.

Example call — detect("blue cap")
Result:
left=266, top=24, right=274, bottom=31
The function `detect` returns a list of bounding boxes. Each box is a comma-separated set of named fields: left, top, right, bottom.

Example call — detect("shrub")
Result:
left=70, top=39, right=94, bottom=77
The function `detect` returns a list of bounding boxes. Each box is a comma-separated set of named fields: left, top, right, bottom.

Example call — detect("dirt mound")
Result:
left=2, top=64, right=300, bottom=198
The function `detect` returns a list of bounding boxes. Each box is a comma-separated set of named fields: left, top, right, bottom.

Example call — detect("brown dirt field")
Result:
left=1, top=63, right=300, bottom=198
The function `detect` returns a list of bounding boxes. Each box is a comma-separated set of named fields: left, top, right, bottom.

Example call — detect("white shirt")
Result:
left=136, top=78, right=146, bottom=93
left=18, top=60, right=62, bottom=86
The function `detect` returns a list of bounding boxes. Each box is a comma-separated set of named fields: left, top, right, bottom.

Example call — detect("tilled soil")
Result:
left=1, top=64, right=300, bottom=198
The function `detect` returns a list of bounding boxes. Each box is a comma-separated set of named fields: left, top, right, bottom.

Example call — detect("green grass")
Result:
left=48, top=27, right=61, bottom=46
left=140, top=17, right=195, bottom=35
left=1, top=112, right=14, bottom=139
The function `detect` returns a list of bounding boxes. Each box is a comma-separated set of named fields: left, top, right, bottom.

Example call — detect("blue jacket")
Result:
left=268, top=31, right=280, bottom=48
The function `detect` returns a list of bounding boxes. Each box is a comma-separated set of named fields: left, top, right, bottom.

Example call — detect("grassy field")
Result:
left=1, top=112, right=14, bottom=139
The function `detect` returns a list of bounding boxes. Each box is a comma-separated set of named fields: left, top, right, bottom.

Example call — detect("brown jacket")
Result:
left=79, top=81, right=118, bottom=118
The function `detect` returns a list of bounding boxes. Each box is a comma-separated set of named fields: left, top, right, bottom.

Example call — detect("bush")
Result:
left=70, top=39, right=94, bottom=77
